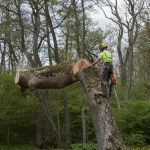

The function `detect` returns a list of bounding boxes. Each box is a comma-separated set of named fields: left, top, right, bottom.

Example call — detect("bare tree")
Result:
left=95, top=0, right=145, bottom=100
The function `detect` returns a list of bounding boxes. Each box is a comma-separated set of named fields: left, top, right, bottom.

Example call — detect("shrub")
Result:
left=112, top=100, right=150, bottom=146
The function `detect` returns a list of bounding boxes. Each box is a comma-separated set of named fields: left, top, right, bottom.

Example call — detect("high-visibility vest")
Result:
left=98, top=50, right=112, bottom=62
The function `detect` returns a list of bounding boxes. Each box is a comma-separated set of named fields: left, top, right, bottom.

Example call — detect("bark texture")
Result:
left=15, top=59, right=127, bottom=150
left=77, top=67, right=127, bottom=150
left=15, top=64, right=75, bottom=89
left=15, top=59, right=90, bottom=89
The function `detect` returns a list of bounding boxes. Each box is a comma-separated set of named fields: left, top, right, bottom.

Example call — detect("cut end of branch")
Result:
left=15, top=68, right=26, bottom=84
left=15, top=69, right=21, bottom=84
left=72, top=59, right=90, bottom=77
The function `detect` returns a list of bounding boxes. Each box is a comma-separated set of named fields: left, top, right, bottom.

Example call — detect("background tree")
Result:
left=94, top=0, right=145, bottom=100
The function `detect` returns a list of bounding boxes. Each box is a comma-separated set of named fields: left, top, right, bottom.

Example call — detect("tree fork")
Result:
left=15, top=59, right=127, bottom=150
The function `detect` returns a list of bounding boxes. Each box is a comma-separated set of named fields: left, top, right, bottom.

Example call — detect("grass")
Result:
left=0, top=145, right=34, bottom=150
left=130, top=147, right=150, bottom=150
left=0, top=144, right=150, bottom=150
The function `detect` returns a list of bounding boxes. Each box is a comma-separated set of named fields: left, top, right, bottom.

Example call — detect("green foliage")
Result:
left=130, top=147, right=150, bottom=150
left=0, top=72, right=37, bottom=144
left=112, top=100, right=150, bottom=146
left=71, top=143, right=96, bottom=150
left=115, top=79, right=150, bottom=100
left=66, top=83, right=95, bottom=143
left=125, top=134, right=146, bottom=146
left=0, top=72, right=150, bottom=148
left=0, top=145, right=34, bottom=150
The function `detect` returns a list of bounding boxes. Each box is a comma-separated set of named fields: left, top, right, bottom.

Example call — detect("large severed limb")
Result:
left=15, top=59, right=90, bottom=89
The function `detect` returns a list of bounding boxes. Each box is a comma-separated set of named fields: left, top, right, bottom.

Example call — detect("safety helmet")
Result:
left=100, top=43, right=108, bottom=49
left=99, top=43, right=108, bottom=52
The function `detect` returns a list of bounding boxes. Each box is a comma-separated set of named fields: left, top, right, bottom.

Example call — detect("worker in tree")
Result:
left=90, top=43, right=116, bottom=97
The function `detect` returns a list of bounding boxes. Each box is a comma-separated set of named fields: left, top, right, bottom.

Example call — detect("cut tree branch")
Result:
left=15, top=59, right=90, bottom=89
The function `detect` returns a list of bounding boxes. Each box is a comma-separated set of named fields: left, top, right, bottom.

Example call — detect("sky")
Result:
left=90, top=5, right=112, bottom=28
left=89, top=5, right=120, bottom=64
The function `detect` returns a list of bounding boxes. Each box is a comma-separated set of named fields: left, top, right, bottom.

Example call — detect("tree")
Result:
left=15, top=59, right=127, bottom=150
left=95, top=0, right=145, bottom=100
left=135, top=23, right=150, bottom=93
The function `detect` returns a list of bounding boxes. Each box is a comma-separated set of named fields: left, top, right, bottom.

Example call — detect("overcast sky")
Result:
left=89, top=5, right=120, bottom=64
left=90, top=5, right=112, bottom=28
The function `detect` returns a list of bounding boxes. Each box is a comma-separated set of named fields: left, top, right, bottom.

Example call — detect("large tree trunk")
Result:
left=15, top=59, right=127, bottom=150
left=77, top=67, right=126, bottom=150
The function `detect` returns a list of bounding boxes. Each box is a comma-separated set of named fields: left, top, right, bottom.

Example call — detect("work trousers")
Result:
left=101, top=62, right=113, bottom=82
left=101, top=62, right=113, bottom=97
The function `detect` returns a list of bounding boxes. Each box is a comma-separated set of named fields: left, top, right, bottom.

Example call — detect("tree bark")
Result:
left=29, top=0, right=42, bottom=67
left=72, top=0, right=81, bottom=58
left=15, top=59, right=127, bottom=150
left=45, top=1, right=59, bottom=64
left=44, top=0, right=53, bottom=65
left=15, top=0, right=36, bottom=67
left=15, top=64, right=77, bottom=89
left=77, top=67, right=126, bottom=150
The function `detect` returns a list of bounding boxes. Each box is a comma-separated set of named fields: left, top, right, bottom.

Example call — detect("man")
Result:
left=90, top=43, right=115, bottom=97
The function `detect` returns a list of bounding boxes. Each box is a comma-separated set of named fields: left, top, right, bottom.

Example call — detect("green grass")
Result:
left=0, top=144, right=149, bottom=150
left=0, top=145, right=34, bottom=150
left=130, top=147, right=150, bottom=150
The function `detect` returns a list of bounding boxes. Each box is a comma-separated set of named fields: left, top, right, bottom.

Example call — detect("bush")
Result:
left=112, top=100, right=150, bottom=146
left=125, top=133, right=146, bottom=146
left=71, top=143, right=96, bottom=150
left=0, top=145, right=34, bottom=150
left=0, top=72, right=37, bottom=145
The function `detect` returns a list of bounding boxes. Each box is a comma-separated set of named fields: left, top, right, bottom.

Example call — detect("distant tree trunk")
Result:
left=15, top=0, right=36, bottom=67
left=5, top=8, right=18, bottom=70
left=35, top=106, right=44, bottom=149
left=0, top=41, right=6, bottom=71
left=15, top=59, right=127, bottom=150
left=45, top=1, right=59, bottom=64
left=29, top=0, right=42, bottom=67
left=117, top=28, right=127, bottom=86
left=37, top=90, right=62, bottom=148
left=81, top=84, right=87, bottom=144
left=56, top=113, right=62, bottom=147
left=72, top=0, right=81, bottom=58
left=124, top=46, right=134, bottom=100
left=81, top=0, right=87, bottom=58
left=62, top=89, right=71, bottom=149
left=119, top=63, right=127, bottom=86
left=44, top=0, right=53, bottom=65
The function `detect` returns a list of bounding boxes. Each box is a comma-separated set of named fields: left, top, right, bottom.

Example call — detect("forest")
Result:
left=0, top=0, right=150, bottom=150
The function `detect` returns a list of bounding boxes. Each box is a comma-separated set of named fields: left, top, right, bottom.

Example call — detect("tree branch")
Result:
left=15, top=59, right=90, bottom=89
